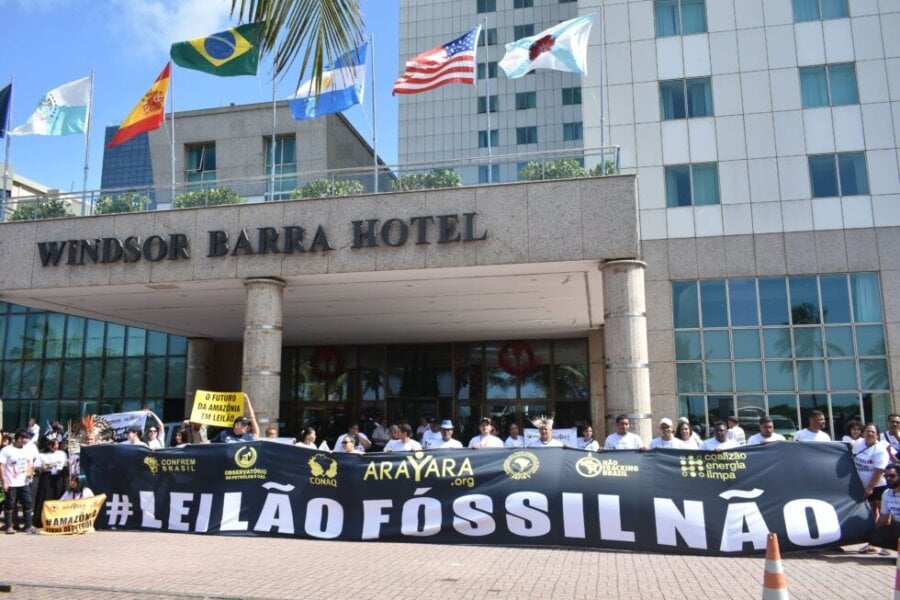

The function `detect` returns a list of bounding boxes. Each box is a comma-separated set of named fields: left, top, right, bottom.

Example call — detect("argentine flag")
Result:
left=11, top=76, right=91, bottom=136
left=290, top=43, right=367, bottom=121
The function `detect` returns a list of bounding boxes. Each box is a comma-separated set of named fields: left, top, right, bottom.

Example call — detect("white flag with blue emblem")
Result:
left=11, top=76, right=91, bottom=136
left=499, top=13, right=597, bottom=80
left=290, top=44, right=367, bottom=121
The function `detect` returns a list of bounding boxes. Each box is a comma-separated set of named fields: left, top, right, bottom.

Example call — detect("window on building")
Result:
left=665, top=163, right=720, bottom=207
left=563, top=122, right=583, bottom=141
left=516, top=126, right=538, bottom=145
left=655, top=0, right=707, bottom=37
left=478, top=164, right=500, bottom=183
left=673, top=274, right=890, bottom=439
left=477, top=62, right=499, bottom=79
left=477, top=95, right=499, bottom=113
left=264, top=135, right=297, bottom=200
left=808, top=153, right=869, bottom=198
left=514, top=0, right=533, bottom=7
left=561, top=87, right=582, bottom=106
left=513, top=24, right=535, bottom=40
left=660, top=77, right=713, bottom=120
left=515, top=91, right=537, bottom=110
left=185, top=142, right=216, bottom=185
left=478, top=129, right=499, bottom=148
left=477, top=0, right=496, bottom=12
left=792, top=0, right=848, bottom=22
left=799, top=63, right=858, bottom=108
left=485, top=28, right=498, bottom=45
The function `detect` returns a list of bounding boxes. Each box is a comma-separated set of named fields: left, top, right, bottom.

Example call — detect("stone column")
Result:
left=242, top=277, right=286, bottom=428
left=601, top=259, right=652, bottom=443
left=185, top=338, right=212, bottom=416
left=588, top=327, right=607, bottom=439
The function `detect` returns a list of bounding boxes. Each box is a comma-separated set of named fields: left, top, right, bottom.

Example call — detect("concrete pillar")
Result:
left=601, top=259, right=652, bottom=443
left=185, top=338, right=212, bottom=416
left=242, top=277, right=286, bottom=428
left=588, top=327, right=607, bottom=439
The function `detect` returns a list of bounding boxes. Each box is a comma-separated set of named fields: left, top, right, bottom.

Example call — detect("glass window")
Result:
left=478, top=129, right=499, bottom=148
left=185, top=142, right=216, bottom=184
left=728, top=279, right=758, bottom=326
left=680, top=0, right=707, bottom=34
left=106, top=323, right=126, bottom=357
left=516, top=126, right=538, bottom=145
left=705, top=363, right=732, bottom=393
left=703, top=330, right=730, bottom=360
left=561, top=87, right=581, bottom=105
left=85, top=320, right=105, bottom=357
left=83, top=358, right=102, bottom=398
left=513, top=24, right=535, bottom=39
left=660, top=80, right=687, bottom=120
left=796, top=360, right=826, bottom=391
left=819, top=274, right=851, bottom=323
left=64, top=316, right=85, bottom=358
left=514, top=0, right=533, bottom=7
left=692, top=163, right=719, bottom=205
left=665, top=165, right=691, bottom=207
left=147, top=331, right=167, bottom=356
left=789, top=276, right=821, bottom=324
left=856, top=325, right=885, bottom=356
left=146, top=357, right=167, bottom=396
left=808, top=154, right=839, bottom=197
left=169, top=336, right=187, bottom=355
left=809, top=153, right=869, bottom=197
left=851, top=273, right=882, bottom=322
left=828, top=63, right=858, bottom=105
left=485, top=28, right=498, bottom=45
left=124, top=358, right=145, bottom=396
left=700, top=280, right=727, bottom=327
left=563, top=122, right=583, bottom=141
left=800, top=64, right=858, bottom=107
left=103, top=358, right=123, bottom=398
left=41, top=361, right=61, bottom=398
left=167, top=357, right=186, bottom=397
left=126, top=328, right=146, bottom=356
left=734, top=362, right=763, bottom=392
left=4, top=314, right=25, bottom=359
left=554, top=340, right=588, bottom=400
left=672, top=281, right=699, bottom=328
left=759, top=278, right=789, bottom=326
left=732, top=330, right=761, bottom=359
left=831, top=392, right=861, bottom=436
left=825, top=326, right=853, bottom=356
left=477, top=0, right=496, bottom=12
left=477, top=61, right=498, bottom=79
left=478, top=164, right=500, bottom=184
left=793, top=328, right=824, bottom=357
left=515, top=92, right=536, bottom=110
left=661, top=78, right=712, bottom=120
left=477, top=95, right=499, bottom=113
left=677, top=363, right=703, bottom=393
left=766, top=361, right=795, bottom=391
left=675, top=331, right=702, bottom=360
left=837, top=152, right=868, bottom=196
left=61, top=360, right=81, bottom=398
left=793, top=0, right=848, bottom=22
left=655, top=0, right=707, bottom=37
left=686, top=78, right=713, bottom=117
left=860, top=359, right=890, bottom=390
left=799, top=66, right=828, bottom=108
left=763, top=328, right=793, bottom=359
left=828, top=359, right=857, bottom=390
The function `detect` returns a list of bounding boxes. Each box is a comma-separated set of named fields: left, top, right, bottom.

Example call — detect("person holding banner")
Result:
left=869, top=463, right=900, bottom=556
left=700, top=421, right=739, bottom=451
left=649, top=418, right=687, bottom=449
left=577, top=425, right=599, bottom=451
left=295, top=428, right=318, bottom=449
left=504, top=423, right=527, bottom=448
left=430, top=421, right=463, bottom=449
left=604, top=415, right=646, bottom=450
left=468, top=418, right=504, bottom=449
left=384, top=424, right=422, bottom=452
left=1, top=429, right=37, bottom=534
left=211, top=396, right=260, bottom=443
left=60, top=475, right=94, bottom=500
left=528, top=417, right=563, bottom=448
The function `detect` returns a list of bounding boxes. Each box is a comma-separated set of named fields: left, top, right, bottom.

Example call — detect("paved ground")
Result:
left=0, top=531, right=894, bottom=599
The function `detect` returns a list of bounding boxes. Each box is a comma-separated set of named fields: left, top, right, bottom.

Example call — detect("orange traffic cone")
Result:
left=762, top=532, right=789, bottom=599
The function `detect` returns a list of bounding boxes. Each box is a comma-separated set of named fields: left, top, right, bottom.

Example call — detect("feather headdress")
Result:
left=70, top=415, right=115, bottom=445
left=530, top=414, right=554, bottom=429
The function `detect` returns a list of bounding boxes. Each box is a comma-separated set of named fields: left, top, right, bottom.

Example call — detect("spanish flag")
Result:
left=106, top=63, right=170, bottom=149
left=170, top=23, right=262, bottom=77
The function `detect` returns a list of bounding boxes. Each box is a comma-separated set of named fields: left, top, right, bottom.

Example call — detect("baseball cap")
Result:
left=479, top=417, right=492, bottom=425
left=441, top=420, right=454, bottom=429
left=234, top=417, right=250, bottom=426
left=659, top=418, right=673, bottom=428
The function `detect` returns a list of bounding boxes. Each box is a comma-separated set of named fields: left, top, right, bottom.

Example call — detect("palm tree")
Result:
left=232, top=0, right=364, bottom=90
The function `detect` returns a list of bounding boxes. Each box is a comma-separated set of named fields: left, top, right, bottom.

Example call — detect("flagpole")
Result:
left=81, top=69, right=95, bottom=216
left=1, top=75, right=14, bottom=222
left=270, top=58, right=277, bottom=201
left=370, top=33, right=378, bottom=192
left=170, top=62, right=176, bottom=201
left=482, top=19, right=492, bottom=182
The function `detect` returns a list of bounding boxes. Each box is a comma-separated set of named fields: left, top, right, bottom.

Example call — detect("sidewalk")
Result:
left=0, top=532, right=892, bottom=600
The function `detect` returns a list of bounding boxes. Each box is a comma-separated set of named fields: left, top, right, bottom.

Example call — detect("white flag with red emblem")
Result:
left=499, top=13, right=596, bottom=80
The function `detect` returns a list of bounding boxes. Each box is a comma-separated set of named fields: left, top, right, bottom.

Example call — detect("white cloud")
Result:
left=108, top=0, right=235, bottom=60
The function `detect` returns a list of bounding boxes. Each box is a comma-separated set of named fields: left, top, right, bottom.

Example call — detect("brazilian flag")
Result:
left=170, top=22, right=263, bottom=77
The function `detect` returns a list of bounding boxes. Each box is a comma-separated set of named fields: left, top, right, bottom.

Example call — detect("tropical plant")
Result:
left=291, top=178, right=364, bottom=199
left=94, top=192, right=150, bottom=215
left=9, top=198, right=70, bottom=221
left=590, top=159, right=619, bottom=176
left=518, top=158, right=587, bottom=181
left=173, top=188, right=243, bottom=209
left=231, top=0, right=364, bottom=91
left=392, top=169, right=462, bottom=191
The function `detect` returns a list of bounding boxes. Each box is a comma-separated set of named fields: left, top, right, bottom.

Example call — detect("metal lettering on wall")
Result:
left=34, top=212, right=488, bottom=267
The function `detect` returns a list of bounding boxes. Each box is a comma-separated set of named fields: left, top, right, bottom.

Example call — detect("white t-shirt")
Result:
left=528, top=438, right=564, bottom=448
left=881, top=488, right=900, bottom=520
left=430, top=438, right=463, bottom=449
left=504, top=436, right=526, bottom=449
left=147, top=438, right=164, bottom=450
left=649, top=437, right=688, bottom=449
left=853, top=439, right=890, bottom=489
left=61, top=488, right=94, bottom=500
left=294, top=441, right=317, bottom=449
left=794, top=428, right=832, bottom=442
left=700, top=438, right=739, bottom=451
left=882, top=432, right=900, bottom=456
left=0, top=444, right=36, bottom=487
left=604, top=432, right=644, bottom=450
left=747, top=432, right=787, bottom=445
left=579, top=439, right=600, bottom=451
left=468, top=434, right=504, bottom=449
left=334, top=432, right=370, bottom=453
left=384, top=439, right=422, bottom=452
left=842, top=435, right=860, bottom=443
left=35, top=449, right=68, bottom=474
left=421, top=429, right=443, bottom=449
left=726, top=425, right=746, bottom=446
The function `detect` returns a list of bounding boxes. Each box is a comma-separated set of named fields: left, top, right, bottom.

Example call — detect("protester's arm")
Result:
left=0, top=457, right=9, bottom=491
left=244, top=394, right=260, bottom=438
left=146, top=410, right=166, bottom=446
left=865, top=468, right=886, bottom=498
left=358, top=432, right=372, bottom=450
left=877, top=494, right=891, bottom=527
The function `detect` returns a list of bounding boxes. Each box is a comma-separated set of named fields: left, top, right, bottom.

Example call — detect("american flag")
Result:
left=392, top=26, right=482, bottom=95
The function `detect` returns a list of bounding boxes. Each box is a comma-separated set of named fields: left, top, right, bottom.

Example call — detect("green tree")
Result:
left=518, top=158, right=587, bottom=181
left=231, top=0, right=364, bottom=92
left=173, top=188, right=243, bottom=208
left=589, top=159, right=619, bottom=176
left=292, top=178, right=364, bottom=199
left=95, top=192, right=150, bottom=215
left=392, top=169, right=461, bottom=191
left=10, top=198, right=70, bottom=221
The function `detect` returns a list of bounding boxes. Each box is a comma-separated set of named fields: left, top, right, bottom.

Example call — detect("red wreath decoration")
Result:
left=497, top=341, right=538, bottom=377
left=309, top=346, right=345, bottom=383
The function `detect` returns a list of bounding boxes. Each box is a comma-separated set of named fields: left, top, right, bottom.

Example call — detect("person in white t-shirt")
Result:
left=578, top=425, right=599, bottom=451
left=700, top=421, right=739, bottom=451
left=504, top=423, right=526, bottom=448
left=725, top=416, right=746, bottom=446
left=121, top=426, right=148, bottom=447
left=1, top=429, right=38, bottom=534
left=604, top=415, right=645, bottom=450
left=853, top=424, right=890, bottom=522
left=794, top=410, right=832, bottom=442
left=384, top=424, right=422, bottom=452
left=882, top=414, right=900, bottom=461
left=334, top=423, right=372, bottom=453
left=294, top=427, right=318, bottom=449
left=649, top=418, right=687, bottom=449
left=528, top=416, right=563, bottom=448
left=674, top=420, right=701, bottom=449
left=431, top=420, right=463, bottom=449
left=421, top=419, right=443, bottom=450
left=60, top=475, right=94, bottom=501
left=468, top=418, right=504, bottom=449
left=746, top=416, right=787, bottom=445
left=869, top=463, right=900, bottom=556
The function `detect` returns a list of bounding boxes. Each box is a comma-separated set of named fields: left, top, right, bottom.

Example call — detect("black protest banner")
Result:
left=81, top=442, right=873, bottom=555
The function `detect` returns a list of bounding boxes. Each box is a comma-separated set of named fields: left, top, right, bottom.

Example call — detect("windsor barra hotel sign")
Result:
left=35, top=212, right=488, bottom=267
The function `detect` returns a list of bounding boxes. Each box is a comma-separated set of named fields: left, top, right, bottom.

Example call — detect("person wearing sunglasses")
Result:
left=868, top=463, right=900, bottom=557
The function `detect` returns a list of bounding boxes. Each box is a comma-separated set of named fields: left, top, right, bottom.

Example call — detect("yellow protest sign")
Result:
left=190, top=390, right=245, bottom=427
left=41, top=494, right=107, bottom=535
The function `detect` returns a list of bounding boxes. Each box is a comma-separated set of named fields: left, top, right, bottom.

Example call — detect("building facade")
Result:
left=397, top=0, right=899, bottom=438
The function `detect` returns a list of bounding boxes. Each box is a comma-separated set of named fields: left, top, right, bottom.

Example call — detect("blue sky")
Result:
left=0, top=0, right=399, bottom=192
